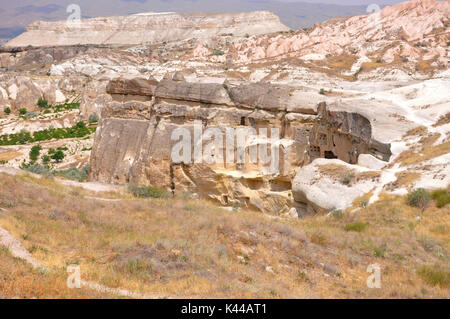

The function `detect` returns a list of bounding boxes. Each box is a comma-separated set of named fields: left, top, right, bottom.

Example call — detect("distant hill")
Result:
left=0, top=0, right=369, bottom=43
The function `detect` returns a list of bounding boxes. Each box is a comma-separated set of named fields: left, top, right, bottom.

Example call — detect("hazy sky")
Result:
left=277, top=0, right=404, bottom=4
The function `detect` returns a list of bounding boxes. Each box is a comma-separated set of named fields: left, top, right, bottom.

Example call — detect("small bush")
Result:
left=359, top=200, right=369, bottom=208
left=406, top=188, right=431, bottom=211
left=76, top=121, right=86, bottom=129
left=37, top=98, right=49, bottom=108
left=417, top=264, right=449, bottom=288
left=344, top=221, right=369, bottom=232
left=3, top=107, right=11, bottom=115
left=373, top=245, right=387, bottom=258
left=310, top=232, right=328, bottom=246
left=42, top=155, right=50, bottom=164
left=341, top=173, right=355, bottom=185
left=19, top=108, right=27, bottom=115
left=330, top=209, right=343, bottom=219
left=23, top=164, right=52, bottom=176
left=319, top=88, right=326, bottom=95
left=213, top=49, right=224, bottom=56
left=431, top=189, right=450, bottom=208
left=88, top=112, right=99, bottom=123
left=54, top=166, right=89, bottom=182
left=128, top=185, right=171, bottom=199
left=29, top=145, right=42, bottom=162
left=24, top=112, right=37, bottom=119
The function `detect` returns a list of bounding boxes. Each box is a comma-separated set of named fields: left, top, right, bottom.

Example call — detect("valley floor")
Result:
left=0, top=172, right=448, bottom=298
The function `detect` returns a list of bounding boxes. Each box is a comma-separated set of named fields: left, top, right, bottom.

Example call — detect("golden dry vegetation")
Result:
left=0, top=173, right=448, bottom=299
left=317, top=163, right=381, bottom=185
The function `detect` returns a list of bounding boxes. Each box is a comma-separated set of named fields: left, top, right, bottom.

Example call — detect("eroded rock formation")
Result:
left=4, top=11, right=289, bottom=48
left=89, top=77, right=391, bottom=216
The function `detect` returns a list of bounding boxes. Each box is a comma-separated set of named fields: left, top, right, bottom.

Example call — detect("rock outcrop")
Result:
left=292, top=158, right=381, bottom=215
left=5, top=11, right=289, bottom=48
left=192, top=0, right=449, bottom=74
left=0, top=76, right=66, bottom=112
left=89, top=77, right=390, bottom=215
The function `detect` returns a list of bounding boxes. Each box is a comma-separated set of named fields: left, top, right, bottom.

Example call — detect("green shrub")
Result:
left=0, top=124, right=96, bottom=146
left=3, top=107, right=11, bottom=115
left=406, top=188, right=431, bottom=211
left=344, top=221, right=369, bottom=232
left=212, top=49, right=224, bottom=56
left=359, top=200, right=369, bottom=208
left=42, top=155, right=50, bottom=164
left=24, top=112, right=37, bottom=119
left=341, top=173, right=355, bottom=185
left=37, top=98, right=49, bottom=108
left=19, top=108, right=27, bottom=115
left=23, top=164, right=52, bottom=176
left=88, top=112, right=99, bottom=123
left=128, top=185, right=171, bottom=199
left=54, top=166, right=89, bottom=182
left=76, top=121, right=86, bottom=129
left=51, top=150, right=65, bottom=163
left=417, top=264, right=449, bottom=287
left=319, top=88, right=326, bottom=95
left=431, top=189, right=450, bottom=208
left=29, top=145, right=42, bottom=162
left=330, top=209, right=343, bottom=219
left=373, top=245, right=387, bottom=258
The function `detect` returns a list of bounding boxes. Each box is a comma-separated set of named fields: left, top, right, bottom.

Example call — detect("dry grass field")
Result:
left=0, top=173, right=448, bottom=299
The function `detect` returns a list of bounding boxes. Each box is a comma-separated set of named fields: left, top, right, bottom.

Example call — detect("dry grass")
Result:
left=433, top=113, right=450, bottom=127
left=0, top=173, right=449, bottom=298
left=325, top=54, right=358, bottom=70
left=416, top=61, right=434, bottom=74
left=389, top=171, right=422, bottom=189
left=0, top=247, right=115, bottom=299
left=403, top=126, right=428, bottom=138
left=395, top=130, right=449, bottom=166
left=317, top=164, right=380, bottom=185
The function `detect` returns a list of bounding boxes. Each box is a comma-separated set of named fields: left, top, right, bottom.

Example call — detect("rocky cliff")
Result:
left=89, top=76, right=390, bottom=216
left=4, top=11, right=289, bottom=48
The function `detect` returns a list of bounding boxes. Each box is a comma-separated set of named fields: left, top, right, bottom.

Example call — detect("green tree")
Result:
left=51, top=150, right=65, bottom=163
left=19, top=108, right=27, bottom=115
left=29, top=145, right=42, bottom=162
left=3, top=107, right=11, bottom=115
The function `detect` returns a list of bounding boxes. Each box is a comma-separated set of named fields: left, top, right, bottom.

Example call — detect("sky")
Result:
left=277, top=0, right=403, bottom=4
left=0, top=0, right=415, bottom=41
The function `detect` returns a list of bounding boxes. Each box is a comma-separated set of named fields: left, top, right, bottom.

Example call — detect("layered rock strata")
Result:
left=5, top=11, right=289, bottom=48
left=90, top=77, right=391, bottom=215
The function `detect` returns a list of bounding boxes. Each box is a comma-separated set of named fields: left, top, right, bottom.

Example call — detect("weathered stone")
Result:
left=292, top=158, right=379, bottom=214
left=229, top=83, right=322, bottom=114
left=106, top=77, right=158, bottom=96
left=5, top=12, right=289, bottom=48
left=309, top=103, right=392, bottom=164
left=155, top=80, right=233, bottom=105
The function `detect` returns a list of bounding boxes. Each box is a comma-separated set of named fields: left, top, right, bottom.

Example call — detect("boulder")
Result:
left=155, top=80, right=233, bottom=105
left=292, top=158, right=379, bottom=214
left=229, top=83, right=323, bottom=114
left=106, top=77, right=159, bottom=96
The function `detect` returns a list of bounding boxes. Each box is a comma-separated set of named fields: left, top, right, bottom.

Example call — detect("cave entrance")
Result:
left=324, top=151, right=338, bottom=159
